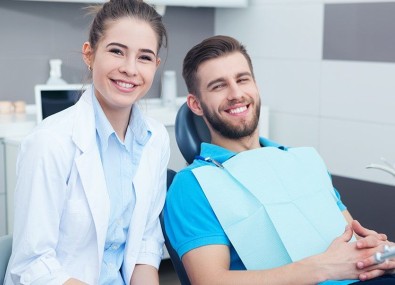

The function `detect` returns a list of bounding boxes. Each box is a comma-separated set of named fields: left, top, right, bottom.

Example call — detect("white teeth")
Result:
left=229, top=106, right=247, bottom=114
left=116, top=81, right=134, bottom=88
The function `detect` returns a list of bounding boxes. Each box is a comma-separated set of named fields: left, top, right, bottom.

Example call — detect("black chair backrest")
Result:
left=175, top=102, right=210, bottom=165
left=164, top=104, right=211, bottom=284
left=161, top=169, right=191, bottom=285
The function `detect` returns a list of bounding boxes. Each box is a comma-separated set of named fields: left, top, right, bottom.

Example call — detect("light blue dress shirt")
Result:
left=92, top=95, right=151, bottom=284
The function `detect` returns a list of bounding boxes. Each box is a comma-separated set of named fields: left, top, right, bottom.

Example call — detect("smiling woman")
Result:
left=4, top=1, right=170, bottom=285
left=82, top=16, right=161, bottom=139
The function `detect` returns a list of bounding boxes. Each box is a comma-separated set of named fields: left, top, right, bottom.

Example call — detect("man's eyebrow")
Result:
left=206, top=71, right=253, bottom=89
left=207, top=78, right=225, bottom=89
left=237, top=71, right=253, bottom=78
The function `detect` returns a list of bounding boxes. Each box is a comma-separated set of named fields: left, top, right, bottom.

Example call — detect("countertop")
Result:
left=0, top=113, right=36, bottom=139
left=0, top=98, right=186, bottom=143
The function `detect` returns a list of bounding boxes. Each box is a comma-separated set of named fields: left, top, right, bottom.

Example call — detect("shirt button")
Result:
left=112, top=244, right=119, bottom=250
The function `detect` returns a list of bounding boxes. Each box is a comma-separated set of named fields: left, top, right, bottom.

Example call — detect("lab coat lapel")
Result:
left=72, top=90, right=110, bottom=263
left=76, top=147, right=109, bottom=263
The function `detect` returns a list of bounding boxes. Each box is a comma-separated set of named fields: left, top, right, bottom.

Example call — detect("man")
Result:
left=163, top=35, right=395, bottom=284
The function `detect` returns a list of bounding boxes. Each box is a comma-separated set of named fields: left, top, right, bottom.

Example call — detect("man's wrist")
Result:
left=294, top=254, right=329, bottom=284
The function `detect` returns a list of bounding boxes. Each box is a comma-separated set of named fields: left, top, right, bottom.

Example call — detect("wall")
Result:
left=215, top=0, right=395, bottom=238
left=0, top=0, right=214, bottom=103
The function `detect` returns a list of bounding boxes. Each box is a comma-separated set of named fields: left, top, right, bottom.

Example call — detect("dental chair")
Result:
left=160, top=103, right=211, bottom=285
left=160, top=168, right=191, bottom=285
left=174, top=102, right=210, bottom=165
left=0, top=235, right=12, bottom=284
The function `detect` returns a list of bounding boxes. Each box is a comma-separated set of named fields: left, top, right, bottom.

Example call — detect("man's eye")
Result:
left=212, top=84, right=225, bottom=90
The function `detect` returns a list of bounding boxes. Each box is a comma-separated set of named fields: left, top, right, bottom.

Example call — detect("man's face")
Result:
left=196, top=52, right=261, bottom=139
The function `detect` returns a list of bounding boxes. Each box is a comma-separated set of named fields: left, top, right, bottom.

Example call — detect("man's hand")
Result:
left=318, top=224, right=375, bottom=281
left=356, top=241, right=395, bottom=281
left=349, top=220, right=395, bottom=281
left=317, top=224, right=393, bottom=282
left=352, top=220, right=387, bottom=242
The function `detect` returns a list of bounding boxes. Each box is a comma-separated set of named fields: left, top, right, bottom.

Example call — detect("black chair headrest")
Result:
left=175, top=102, right=211, bottom=165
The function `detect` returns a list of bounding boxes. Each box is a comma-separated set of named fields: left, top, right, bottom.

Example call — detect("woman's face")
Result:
left=83, top=17, right=160, bottom=117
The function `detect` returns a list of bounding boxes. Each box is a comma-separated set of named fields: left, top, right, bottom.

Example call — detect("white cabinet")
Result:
left=4, top=138, right=21, bottom=235
left=0, top=113, right=36, bottom=235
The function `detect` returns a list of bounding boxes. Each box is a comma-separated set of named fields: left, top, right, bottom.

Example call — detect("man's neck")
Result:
left=211, top=131, right=261, bottom=153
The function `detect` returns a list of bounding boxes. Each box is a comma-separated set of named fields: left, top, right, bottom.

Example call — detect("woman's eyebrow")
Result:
left=106, top=42, right=127, bottom=49
left=140, top=48, right=156, bottom=57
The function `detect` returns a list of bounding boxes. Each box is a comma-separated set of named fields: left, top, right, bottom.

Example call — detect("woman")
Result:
left=5, top=0, right=169, bottom=284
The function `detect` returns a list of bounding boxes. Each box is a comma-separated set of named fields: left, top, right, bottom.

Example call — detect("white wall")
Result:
left=215, top=0, right=395, bottom=186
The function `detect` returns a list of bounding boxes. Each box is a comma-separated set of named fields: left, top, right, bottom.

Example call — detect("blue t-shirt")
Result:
left=163, top=137, right=346, bottom=270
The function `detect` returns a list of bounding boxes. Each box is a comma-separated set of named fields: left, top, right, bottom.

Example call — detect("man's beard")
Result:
left=200, top=99, right=261, bottom=139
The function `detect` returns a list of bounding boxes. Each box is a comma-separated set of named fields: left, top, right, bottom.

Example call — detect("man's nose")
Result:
left=227, top=81, right=244, bottom=100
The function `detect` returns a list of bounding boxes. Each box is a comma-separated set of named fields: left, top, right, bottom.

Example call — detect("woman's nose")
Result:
left=119, top=59, right=138, bottom=76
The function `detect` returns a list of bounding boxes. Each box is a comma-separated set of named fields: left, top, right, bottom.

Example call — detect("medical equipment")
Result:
left=366, top=157, right=395, bottom=177
left=375, top=245, right=395, bottom=263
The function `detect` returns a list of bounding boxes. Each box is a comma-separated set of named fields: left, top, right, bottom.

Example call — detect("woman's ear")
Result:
left=82, top=42, right=93, bottom=68
left=186, top=94, right=204, bottom=116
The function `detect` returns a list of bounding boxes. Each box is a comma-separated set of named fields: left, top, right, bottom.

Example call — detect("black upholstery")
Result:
left=162, top=104, right=211, bottom=284
left=175, top=102, right=210, bottom=164
left=161, top=169, right=191, bottom=285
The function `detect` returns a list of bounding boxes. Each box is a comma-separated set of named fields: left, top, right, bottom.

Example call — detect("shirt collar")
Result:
left=93, top=92, right=114, bottom=151
left=93, top=92, right=151, bottom=152
left=199, top=137, right=287, bottom=164
left=129, top=104, right=151, bottom=146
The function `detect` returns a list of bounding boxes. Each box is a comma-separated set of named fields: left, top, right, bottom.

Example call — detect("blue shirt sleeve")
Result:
left=164, top=168, right=230, bottom=259
left=333, top=187, right=347, bottom=212
left=327, top=172, right=347, bottom=212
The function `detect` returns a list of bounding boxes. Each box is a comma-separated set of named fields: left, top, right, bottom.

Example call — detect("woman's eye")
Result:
left=139, top=54, right=154, bottom=61
left=109, top=48, right=123, bottom=55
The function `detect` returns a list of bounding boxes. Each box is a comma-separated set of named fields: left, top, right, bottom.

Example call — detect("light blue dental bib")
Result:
left=192, top=147, right=358, bottom=285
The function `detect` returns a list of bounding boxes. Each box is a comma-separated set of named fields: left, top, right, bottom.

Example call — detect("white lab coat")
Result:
left=4, top=86, right=170, bottom=285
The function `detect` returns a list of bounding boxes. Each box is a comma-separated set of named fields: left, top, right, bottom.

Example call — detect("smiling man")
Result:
left=163, top=35, right=395, bottom=285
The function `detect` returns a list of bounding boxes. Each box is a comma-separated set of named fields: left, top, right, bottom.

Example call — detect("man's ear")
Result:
left=82, top=42, right=93, bottom=68
left=186, top=94, right=204, bottom=116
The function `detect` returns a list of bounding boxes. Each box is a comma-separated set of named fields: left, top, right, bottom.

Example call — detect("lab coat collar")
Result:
left=72, top=86, right=97, bottom=152
left=72, top=85, right=110, bottom=264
